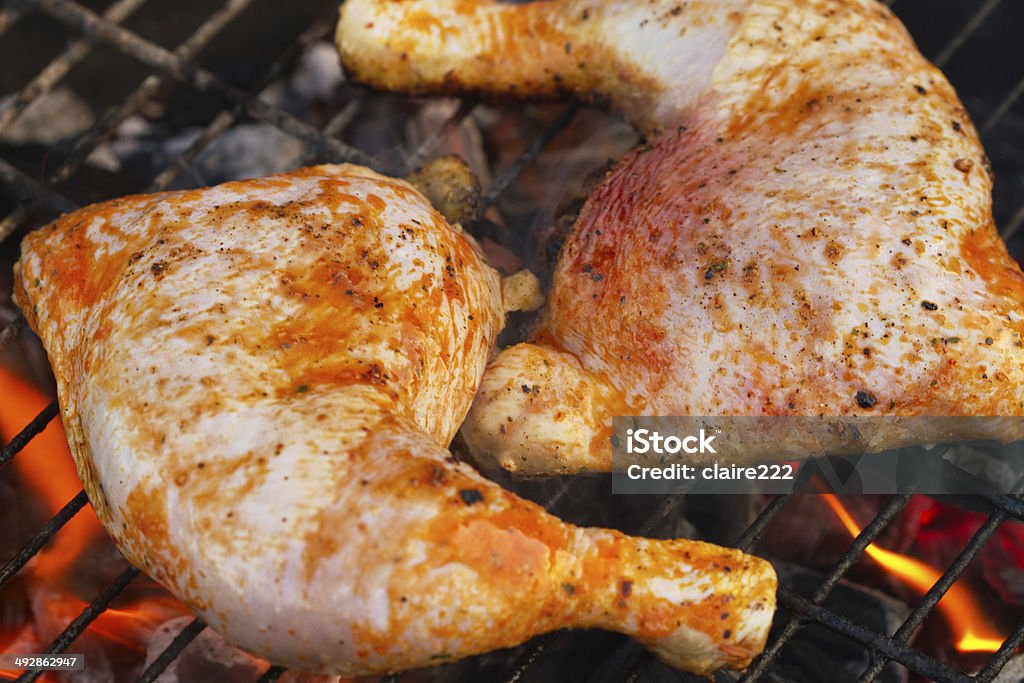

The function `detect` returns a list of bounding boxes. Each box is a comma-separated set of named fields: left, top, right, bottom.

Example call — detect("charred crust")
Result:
left=458, top=488, right=484, bottom=505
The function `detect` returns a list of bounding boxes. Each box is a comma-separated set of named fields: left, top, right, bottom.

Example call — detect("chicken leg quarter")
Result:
left=337, top=0, right=1024, bottom=475
left=14, top=164, right=775, bottom=675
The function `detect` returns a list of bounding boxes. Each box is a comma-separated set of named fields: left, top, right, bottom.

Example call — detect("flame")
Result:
left=822, top=493, right=1005, bottom=653
left=92, top=597, right=189, bottom=651
left=38, top=593, right=188, bottom=653
left=0, top=625, right=60, bottom=683
left=0, top=593, right=188, bottom=680
left=0, top=625, right=26, bottom=680
left=0, top=366, right=102, bottom=580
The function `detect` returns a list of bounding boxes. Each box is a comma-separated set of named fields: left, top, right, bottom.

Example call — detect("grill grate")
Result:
left=0, top=0, right=1023, bottom=682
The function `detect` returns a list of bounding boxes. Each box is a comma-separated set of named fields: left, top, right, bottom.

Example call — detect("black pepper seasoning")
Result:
left=855, top=391, right=878, bottom=409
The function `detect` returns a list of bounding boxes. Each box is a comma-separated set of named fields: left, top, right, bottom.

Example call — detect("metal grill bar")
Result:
left=15, top=566, right=141, bottom=683
left=0, top=206, right=29, bottom=247
left=734, top=461, right=818, bottom=552
left=148, top=108, right=237, bottom=190
left=911, top=0, right=1024, bottom=249
left=505, top=632, right=559, bottom=683
left=42, top=0, right=261, bottom=189
left=0, top=156, right=75, bottom=214
left=778, top=587, right=973, bottom=683
left=0, top=399, right=58, bottom=469
left=858, top=504, right=1014, bottom=681
left=0, top=0, right=376, bottom=244
left=979, top=487, right=1024, bottom=523
left=982, top=72, right=1024, bottom=134
left=321, top=96, right=364, bottom=141
left=0, top=155, right=75, bottom=243
left=0, top=0, right=148, bottom=134
left=1000, top=202, right=1024, bottom=243
left=402, top=99, right=478, bottom=176
left=589, top=464, right=892, bottom=683
left=734, top=492, right=796, bottom=552
left=976, top=617, right=1024, bottom=683
left=512, top=484, right=693, bottom=683
left=147, top=16, right=337, bottom=192
left=483, top=98, right=582, bottom=209
left=931, top=0, right=1004, bottom=68
left=740, top=492, right=916, bottom=682
left=134, top=618, right=207, bottom=683
left=940, top=455, right=1024, bottom=522
left=0, top=489, right=87, bottom=586
left=30, top=0, right=371, bottom=169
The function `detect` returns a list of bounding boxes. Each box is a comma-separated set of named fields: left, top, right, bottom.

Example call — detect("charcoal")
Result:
left=92, top=118, right=305, bottom=188
left=288, top=42, right=345, bottom=106
left=0, top=87, right=93, bottom=146
left=190, top=124, right=304, bottom=185
left=766, top=563, right=911, bottom=683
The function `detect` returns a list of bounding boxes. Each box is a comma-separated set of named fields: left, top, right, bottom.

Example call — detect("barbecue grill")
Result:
left=1, top=0, right=1023, bottom=681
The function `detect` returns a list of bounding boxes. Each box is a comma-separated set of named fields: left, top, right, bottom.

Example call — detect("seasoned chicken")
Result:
left=337, top=0, right=1024, bottom=475
left=14, top=164, right=775, bottom=676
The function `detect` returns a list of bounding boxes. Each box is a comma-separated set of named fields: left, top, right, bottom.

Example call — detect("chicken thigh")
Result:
left=14, top=164, right=775, bottom=675
left=337, top=0, right=1024, bottom=475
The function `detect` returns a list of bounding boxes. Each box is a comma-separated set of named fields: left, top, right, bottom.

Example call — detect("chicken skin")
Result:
left=14, top=164, right=776, bottom=676
left=337, top=0, right=1024, bottom=475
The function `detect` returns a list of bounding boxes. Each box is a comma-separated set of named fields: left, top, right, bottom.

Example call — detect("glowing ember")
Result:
left=0, top=367, right=102, bottom=581
left=822, top=493, right=1006, bottom=653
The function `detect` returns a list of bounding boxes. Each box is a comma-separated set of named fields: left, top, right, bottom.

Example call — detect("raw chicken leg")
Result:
left=14, top=164, right=775, bottom=675
left=337, top=0, right=1024, bottom=475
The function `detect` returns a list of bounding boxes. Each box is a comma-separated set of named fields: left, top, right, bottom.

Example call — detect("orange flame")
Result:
left=822, top=493, right=1005, bottom=653
left=91, top=597, right=189, bottom=651
left=0, top=366, right=103, bottom=580
left=37, top=593, right=188, bottom=653
left=0, top=624, right=60, bottom=683
left=0, top=593, right=188, bottom=680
